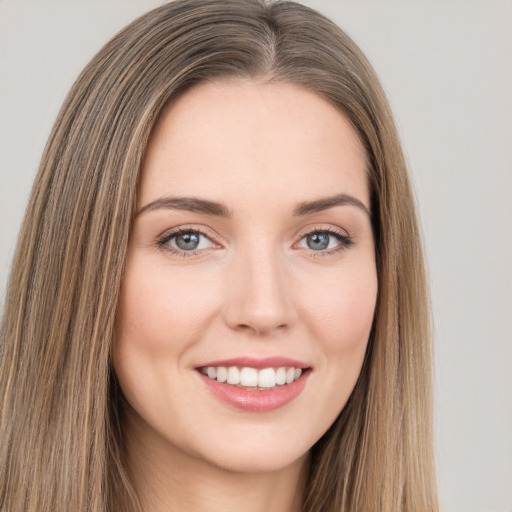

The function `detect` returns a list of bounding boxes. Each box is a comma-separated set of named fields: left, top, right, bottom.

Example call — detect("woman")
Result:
left=0, top=1, right=438, bottom=511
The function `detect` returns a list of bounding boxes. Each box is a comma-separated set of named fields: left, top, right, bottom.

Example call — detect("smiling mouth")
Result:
left=198, top=366, right=309, bottom=390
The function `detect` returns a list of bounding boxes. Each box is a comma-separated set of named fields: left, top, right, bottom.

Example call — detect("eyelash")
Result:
left=298, top=227, right=354, bottom=258
left=157, top=227, right=214, bottom=258
left=156, top=226, right=354, bottom=258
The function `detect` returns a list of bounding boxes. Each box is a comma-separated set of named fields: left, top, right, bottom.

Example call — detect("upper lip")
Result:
left=195, top=356, right=311, bottom=370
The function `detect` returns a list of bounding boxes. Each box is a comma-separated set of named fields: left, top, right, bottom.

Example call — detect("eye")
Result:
left=297, top=228, right=353, bottom=254
left=158, top=228, right=216, bottom=254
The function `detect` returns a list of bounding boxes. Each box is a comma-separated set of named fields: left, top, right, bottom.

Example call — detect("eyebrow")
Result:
left=293, top=193, right=371, bottom=217
left=137, top=192, right=370, bottom=218
left=137, top=196, right=232, bottom=218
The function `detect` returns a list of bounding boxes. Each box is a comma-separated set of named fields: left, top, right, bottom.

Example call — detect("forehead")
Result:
left=139, top=79, right=369, bottom=211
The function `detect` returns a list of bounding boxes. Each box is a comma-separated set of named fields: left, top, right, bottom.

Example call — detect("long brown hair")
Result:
left=0, top=1, right=438, bottom=510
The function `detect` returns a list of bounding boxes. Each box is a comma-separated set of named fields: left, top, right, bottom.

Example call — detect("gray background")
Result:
left=1, top=1, right=511, bottom=510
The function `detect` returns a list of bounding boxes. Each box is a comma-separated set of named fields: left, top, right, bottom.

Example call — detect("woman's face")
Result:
left=113, top=80, right=377, bottom=474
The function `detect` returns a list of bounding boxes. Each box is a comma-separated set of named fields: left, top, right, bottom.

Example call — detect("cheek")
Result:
left=289, top=262, right=377, bottom=440
left=300, top=264, right=378, bottom=353
left=114, top=261, right=218, bottom=358
left=112, top=261, right=220, bottom=422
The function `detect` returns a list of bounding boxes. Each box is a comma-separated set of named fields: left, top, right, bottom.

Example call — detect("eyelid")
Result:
left=295, top=223, right=351, bottom=240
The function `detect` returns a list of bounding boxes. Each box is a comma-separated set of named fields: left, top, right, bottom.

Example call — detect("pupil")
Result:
left=176, top=232, right=200, bottom=250
left=308, top=233, right=329, bottom=250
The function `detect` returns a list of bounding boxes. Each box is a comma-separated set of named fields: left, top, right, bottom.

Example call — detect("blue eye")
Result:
left=160, top=229, right=215, bottom=253
left=298, top=229, right=352, bottom=253
left=305, top=232, right=331, bottom=250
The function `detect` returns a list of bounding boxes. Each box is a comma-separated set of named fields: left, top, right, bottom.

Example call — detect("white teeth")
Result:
left=276, top=367, right=286, bottom=385
left=227, top=366, right=240, bottom=385
left=258, top=368, right=276, bottom=388
left=240, top=367, right=258, bottom=387
left=202, top=365, right=306, bottom=388
left=216, top=366, right=227, bottom=383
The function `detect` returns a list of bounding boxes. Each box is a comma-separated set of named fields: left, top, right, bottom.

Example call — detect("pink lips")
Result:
left=196, top=357, right=311, bottom=413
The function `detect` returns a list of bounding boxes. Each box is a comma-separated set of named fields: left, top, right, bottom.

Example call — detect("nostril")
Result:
left=234, top=322, right=288, bottom=336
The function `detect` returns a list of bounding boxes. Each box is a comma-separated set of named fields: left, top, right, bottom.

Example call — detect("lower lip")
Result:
left=199, top=371, right=310, bottom=412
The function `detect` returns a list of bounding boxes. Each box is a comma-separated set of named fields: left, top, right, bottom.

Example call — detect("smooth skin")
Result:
left=113, top=79, right=378, bottom=512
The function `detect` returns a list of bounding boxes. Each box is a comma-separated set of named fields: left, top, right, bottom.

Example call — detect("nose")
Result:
left=222, top=245, right=297, bottom=336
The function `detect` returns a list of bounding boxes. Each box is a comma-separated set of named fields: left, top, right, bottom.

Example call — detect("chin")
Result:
left=201, top=443, right=310, bottom=475
left=172, top=419, right=317, bottom=475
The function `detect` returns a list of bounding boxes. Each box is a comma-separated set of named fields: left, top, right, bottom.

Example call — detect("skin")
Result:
left=113, top=79, right=378, bottom=512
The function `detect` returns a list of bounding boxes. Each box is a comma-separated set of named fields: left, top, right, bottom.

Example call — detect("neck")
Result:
left=123, top=414, right=309, bottom=512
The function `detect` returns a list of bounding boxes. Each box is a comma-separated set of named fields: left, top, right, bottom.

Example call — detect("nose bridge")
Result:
left=223, top=238, right=295, bottom=335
